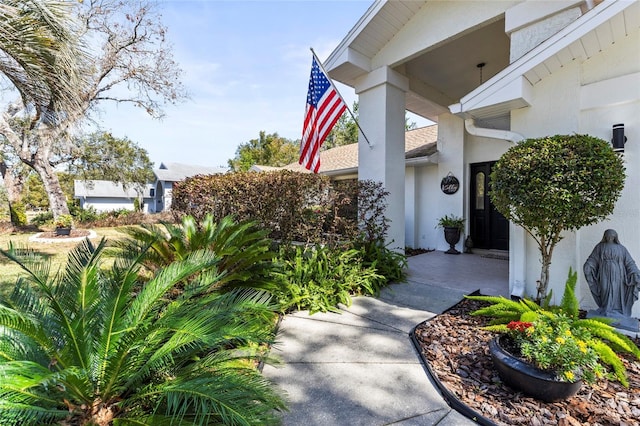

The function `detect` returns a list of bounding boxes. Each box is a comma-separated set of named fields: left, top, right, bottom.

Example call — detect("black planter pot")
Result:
left=55, top=227, right=72, bottom=236
left=443, top=226, right=461, bottom=254
left=489, top=336, right=582, bottom=402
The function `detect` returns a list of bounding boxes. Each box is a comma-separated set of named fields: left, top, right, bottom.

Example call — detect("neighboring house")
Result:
left=149, top=162, right=227, bottom=213
left=74, top=162, right=226, bottom=214
left=74, top=180, right=153, bottom=213
left=325, top=0, right=640, bottom=313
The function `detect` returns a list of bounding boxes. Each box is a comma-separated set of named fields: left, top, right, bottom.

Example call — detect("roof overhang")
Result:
left=450, top=0, right=639, bottom=119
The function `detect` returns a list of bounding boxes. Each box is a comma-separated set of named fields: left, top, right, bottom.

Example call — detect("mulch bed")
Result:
left=37, top=229, right=92, bottom=239
left=413, top=298, right=640, bottom=426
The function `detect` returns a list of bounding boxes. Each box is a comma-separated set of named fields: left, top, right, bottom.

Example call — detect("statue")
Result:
left=583, top=229, right=640, bottom=331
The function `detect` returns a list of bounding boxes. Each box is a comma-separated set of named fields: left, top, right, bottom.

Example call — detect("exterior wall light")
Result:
left=612, top=123, right=627, bottom=152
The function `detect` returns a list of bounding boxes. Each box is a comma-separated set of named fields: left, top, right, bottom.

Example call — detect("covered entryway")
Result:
left=470, top=162, right=509, bottom=251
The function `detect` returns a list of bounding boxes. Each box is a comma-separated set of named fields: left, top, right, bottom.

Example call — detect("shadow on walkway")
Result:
left=263, top=251, right=509, bottom=425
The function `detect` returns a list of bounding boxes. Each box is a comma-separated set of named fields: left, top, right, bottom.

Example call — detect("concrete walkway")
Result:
left=263, top=250, right=510, bottom=425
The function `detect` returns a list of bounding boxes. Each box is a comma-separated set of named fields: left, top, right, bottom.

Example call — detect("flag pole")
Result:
left=310, top=48, right=373, bottom=148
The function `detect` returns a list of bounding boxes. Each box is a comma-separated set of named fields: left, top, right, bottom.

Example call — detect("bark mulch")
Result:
left=413, top=297, right=640, bottom=426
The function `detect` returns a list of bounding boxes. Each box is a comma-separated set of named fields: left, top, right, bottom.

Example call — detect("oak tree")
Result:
left=0, top=0, right=186, bottom=219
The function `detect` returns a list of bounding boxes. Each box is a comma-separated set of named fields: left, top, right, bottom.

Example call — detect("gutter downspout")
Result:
left=464, top=118, right=525, bottom=144
left=464, top=118, right=526, bottom=298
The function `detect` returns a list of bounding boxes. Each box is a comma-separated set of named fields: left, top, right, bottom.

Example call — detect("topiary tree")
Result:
left=490, top=134, right=625, bottom=302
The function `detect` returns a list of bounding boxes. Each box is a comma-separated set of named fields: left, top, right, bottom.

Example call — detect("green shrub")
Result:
left=490, top=134, right=625, bottom=301
left=73, top=205, right=101, bottom=223
left=9, top=202, right=26, bottom=226
left=30, top=210, right=53, bottom=226
left=355, top=239, right=407, bottom=283
left=111, top=214, right=279, bottom=294
left=273, top=245, right=386, bottom=314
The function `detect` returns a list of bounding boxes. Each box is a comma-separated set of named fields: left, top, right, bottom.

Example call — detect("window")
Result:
left=475, top=172, right=485, bottom=210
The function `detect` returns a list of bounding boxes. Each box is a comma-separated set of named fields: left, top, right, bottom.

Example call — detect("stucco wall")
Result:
left=510, top=28, right=640, bottom=314
left=409, top=164, right=439, bottom=250
left=432, top=114, right=466, bottom=252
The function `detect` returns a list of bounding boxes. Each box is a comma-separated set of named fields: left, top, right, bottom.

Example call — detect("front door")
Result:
left=470, top=162, right=509, bottom=250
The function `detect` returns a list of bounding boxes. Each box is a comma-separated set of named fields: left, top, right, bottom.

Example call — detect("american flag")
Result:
left=300, top=55, right=347, bottom=173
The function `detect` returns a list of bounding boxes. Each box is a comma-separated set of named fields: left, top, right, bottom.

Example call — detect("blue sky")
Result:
left=97, top=0, right=379, bottom=169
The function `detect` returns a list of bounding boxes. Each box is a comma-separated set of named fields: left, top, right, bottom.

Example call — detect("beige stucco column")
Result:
left=355, top=66, right=409, bottom=251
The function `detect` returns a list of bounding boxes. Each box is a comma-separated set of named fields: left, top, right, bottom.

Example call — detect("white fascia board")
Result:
left=451, top=0, right=633, bottom=116
left=405, top=153, right=439, bottom=167
left=453, top=76, right=533, bottom=116
left=323, top=167, right=358, bottom=178
left=327, top=47, right=371, bottom=77
left=325, top=0, right=385, bottom=71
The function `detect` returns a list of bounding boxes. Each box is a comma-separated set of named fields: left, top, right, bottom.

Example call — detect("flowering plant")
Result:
left=467, top=269, right=640, bottom=386
left=503, top=316, right=604, bottom=383
left=53, top=214, right=73, bottom=229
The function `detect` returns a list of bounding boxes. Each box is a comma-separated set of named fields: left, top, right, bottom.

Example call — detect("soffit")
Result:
left=326, top=0, right=512, bottom=122
left=454, top=0, right=640, bottom=119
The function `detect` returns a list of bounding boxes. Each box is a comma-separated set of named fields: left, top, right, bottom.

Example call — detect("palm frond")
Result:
left=126, top=249, right=220, bottom=325
left=0, top=400, right=69, bottom=426
left=0, top=218, right=286, bottom=423
left=0, top=360, right=70, bottom=425
left=136, top=371, right=286, bottom=426
left=0, top=305, right=54, bottom=362
left=0, top=0, right=89, bottom=118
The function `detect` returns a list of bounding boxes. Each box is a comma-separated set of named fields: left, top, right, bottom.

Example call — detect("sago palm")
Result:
left=111, top=214, right=279, bottom=293
left=0, top=238, right=286, bottom=425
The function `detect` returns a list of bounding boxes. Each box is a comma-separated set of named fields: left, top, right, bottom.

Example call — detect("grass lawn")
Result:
left=0, top=227, right=128, bottom=299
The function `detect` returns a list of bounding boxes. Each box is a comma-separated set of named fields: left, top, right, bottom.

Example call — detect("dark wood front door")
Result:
left=470, top=162, right=509, bottom=250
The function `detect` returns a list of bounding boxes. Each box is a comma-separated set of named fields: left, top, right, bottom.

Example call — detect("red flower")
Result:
left=507, top=321, right=533, bottom=332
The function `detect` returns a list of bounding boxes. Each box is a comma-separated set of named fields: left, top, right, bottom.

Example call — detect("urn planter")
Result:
left=443, top=226, right=461, bottom=254
left=489, top=336, right=582, bottom=402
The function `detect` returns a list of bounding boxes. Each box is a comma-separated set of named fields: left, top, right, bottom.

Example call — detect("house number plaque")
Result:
left=441, top=173, right=459, bottom=195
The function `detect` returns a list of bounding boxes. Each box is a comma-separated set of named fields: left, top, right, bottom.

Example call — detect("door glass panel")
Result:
left=475, top=172, right=485, bottom=210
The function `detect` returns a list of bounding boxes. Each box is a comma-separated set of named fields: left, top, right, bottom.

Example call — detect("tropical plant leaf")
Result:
left=0, top=230, right=286, bottom=424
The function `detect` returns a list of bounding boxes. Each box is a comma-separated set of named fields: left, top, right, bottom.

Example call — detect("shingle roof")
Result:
left=154, top=162, right=227, bottom=182
left=269, top=124, right=438, bottom=174
left=250, top=165, right=282, bottom=172
left=74, top=180, right=151, bottom=198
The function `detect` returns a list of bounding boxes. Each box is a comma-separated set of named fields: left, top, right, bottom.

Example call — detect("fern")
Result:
left=589, top=340, right=629, bottom=387
left=558, top=269, right=579, bottom=318
left=577, top=319, right=640, bottom=358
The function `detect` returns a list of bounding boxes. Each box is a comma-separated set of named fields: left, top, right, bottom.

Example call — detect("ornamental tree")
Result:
left=490, top=134, right=625, bottom=302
